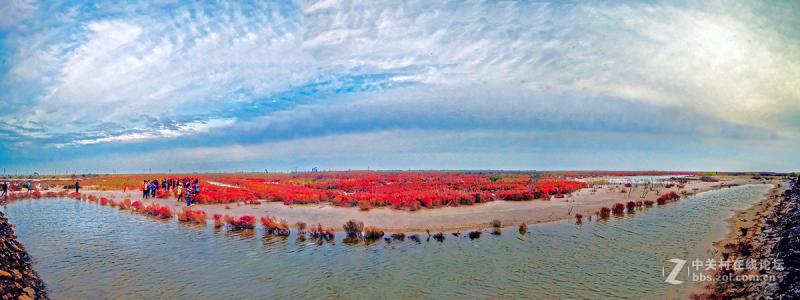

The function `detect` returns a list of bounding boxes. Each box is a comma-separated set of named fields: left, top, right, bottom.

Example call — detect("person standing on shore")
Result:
left=1, top=182, right=7, bottom=197
left=185, top=185, right=193, bottom=206
left=142, top=180, right=149, bottom=199
left=26, top=181, right=32, bottom=193
left=74, top=181, right=80, bottom=193
left=192, top=179, right=200, bottom=195
left=177, top=184, right=183, bottom=202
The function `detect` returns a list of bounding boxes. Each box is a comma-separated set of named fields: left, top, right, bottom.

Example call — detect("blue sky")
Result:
left=0, top=0, right=799, bottom=174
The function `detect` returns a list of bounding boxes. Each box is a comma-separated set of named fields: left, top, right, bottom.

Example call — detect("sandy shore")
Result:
left=76, top=175, right=779, bottom=232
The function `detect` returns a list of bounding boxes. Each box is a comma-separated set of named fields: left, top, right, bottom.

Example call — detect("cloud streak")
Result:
left=0, top=0, right=798, bottom=171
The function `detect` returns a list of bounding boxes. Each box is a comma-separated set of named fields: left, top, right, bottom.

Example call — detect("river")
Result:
left=1, top=184, right=770, bottom=299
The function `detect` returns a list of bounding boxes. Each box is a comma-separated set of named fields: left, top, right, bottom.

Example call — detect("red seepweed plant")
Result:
left=224, top=215, right=256, bottom=230
left=309, top=223, right=334, bottom=240
left=260, top=216, right=290, bottom=236
left=625, top=201, right=636, bottom=213
left=178, top=209, right=207, bottom=224
left=611, top=203, right=625, bottom=214
left=599, top=207, right=611, bottom=218
left=144, top=203, right=173, bottom=219
left=656, top=191, right=680, bottom=205
left=213, top=214, right=223, bottom=228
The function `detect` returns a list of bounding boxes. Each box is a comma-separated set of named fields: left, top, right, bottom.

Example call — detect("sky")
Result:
left=0, top=0, right=798, bottom=174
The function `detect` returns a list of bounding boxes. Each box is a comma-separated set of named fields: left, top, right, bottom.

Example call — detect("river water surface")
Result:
left=1, top=184, right=770, bottom=299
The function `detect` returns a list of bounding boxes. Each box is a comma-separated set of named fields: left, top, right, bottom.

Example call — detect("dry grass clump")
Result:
left=343, top=219, right=364, bottom=237
left=364, top=226, right=384, bottom=240
left=490, top=219, right=502, bottom=235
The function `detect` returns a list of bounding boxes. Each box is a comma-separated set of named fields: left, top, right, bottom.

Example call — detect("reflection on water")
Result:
left=2, top=185, right=769, bottom=299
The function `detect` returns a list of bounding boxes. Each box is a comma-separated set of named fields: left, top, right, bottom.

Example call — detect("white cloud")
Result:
left=54, top=118, right=236, bottom=147
left=1, top=0, right=799, bottom=149
left=0, top=0, right=37, bottom=31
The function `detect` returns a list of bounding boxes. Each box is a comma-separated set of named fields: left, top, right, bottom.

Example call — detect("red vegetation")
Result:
left=213, top=214, right=223, bottom=228
left=575, top=213, right=583, bottom=223
left=208, top=172, right=587, bottom=211
left=224, top=215, right=256, bottom=230
left=144, top=203, right=173, bottom=219
left=309, top=223, right=335, bottom=239
left=131, top=201, right=143, bottom=211
left=611, top=203, right=625, bottom=214
left=260, top=216, right=290, bottom=235
left=177, top=209, right=207, bottom=224
left=626, top=201, right=636, bottom=212
left=656, top=191, right=681, bottom=205
left=599, top=207, right=611, bottom=218
left=195, top=185, right=258, bottom=204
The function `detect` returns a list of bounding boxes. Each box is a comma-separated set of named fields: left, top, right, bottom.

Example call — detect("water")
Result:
left=604, top=175, right=689, bottom=185
left=2, top=185, right=770, bottom=299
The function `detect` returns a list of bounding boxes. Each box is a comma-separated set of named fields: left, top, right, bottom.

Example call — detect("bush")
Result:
left=575, top=213, right=583, bottom=223
left=611, top=203, right=625, bottom=214
left=490, top=219, right=502, bottom=235
left=343, top=219, right=364, bottom=237
left=433, top=232, right=445, bottom=242
left=295, top=221, right=307, bottom=233
left=468, top=230, right=481, bottom=239
left=626, top=201, right=636, bottom=213
left=599, top=207, right=611, bottom=218
left=309, top=223, right=335, bottom=240
left=213, top=214, right=223, bottom=228
left=144, top=203, right=172, bottom=219
left=178, top=209, right=207, bottom=224
left=490, top=219, right=502, bottom=228
left=261, top=216, right=290, bottom=236
left=225, top=215, right=256, bottom=230
left=364, top=226, right=384, bottom=239
left=656, top=191, right=680, bottom=205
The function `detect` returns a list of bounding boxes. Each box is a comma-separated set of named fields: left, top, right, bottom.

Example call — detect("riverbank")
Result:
left=74, top=175, right=775, bottom=232
left=0, top=210, right=48, bottom=300
left=696, top=177, right=798, bottom=298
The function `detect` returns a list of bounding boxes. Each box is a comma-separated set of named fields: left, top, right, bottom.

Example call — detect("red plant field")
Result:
left=207, top=171, right=588, bottom=211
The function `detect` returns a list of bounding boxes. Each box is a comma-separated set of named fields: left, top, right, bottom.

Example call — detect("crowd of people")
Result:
left=141, top=177, right=201, bottom=206
left=0, top=181, right=35, bottom=197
